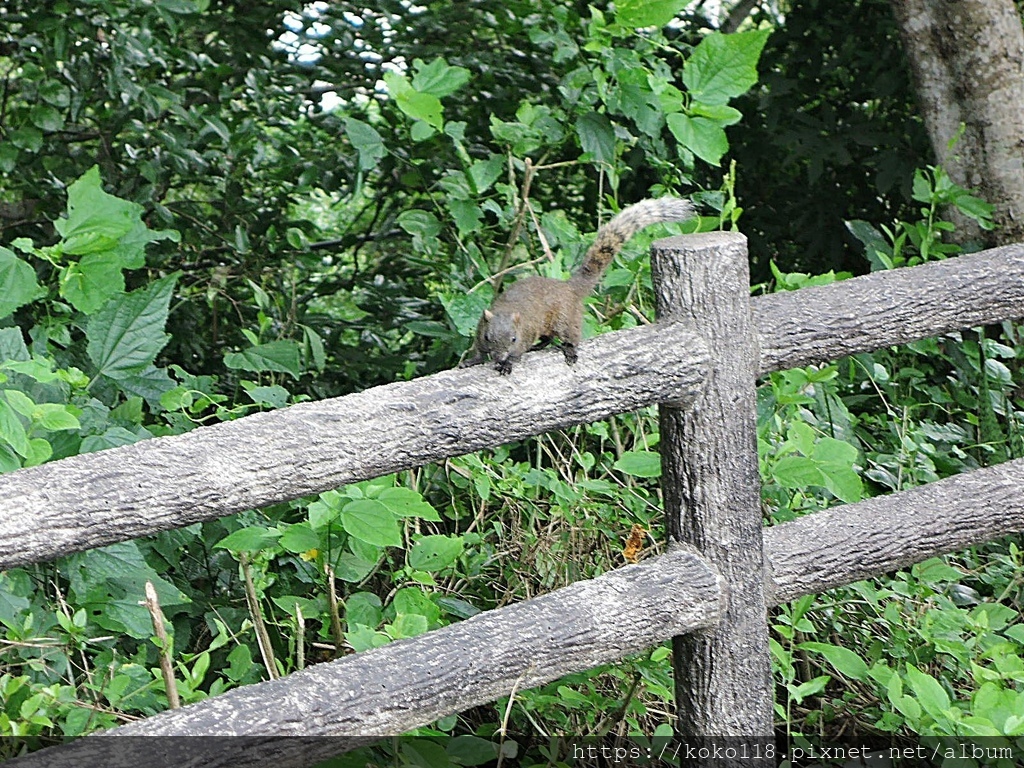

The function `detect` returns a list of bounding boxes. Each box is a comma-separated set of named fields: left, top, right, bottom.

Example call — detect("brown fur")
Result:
left=461, top=197, right=695, bottom=374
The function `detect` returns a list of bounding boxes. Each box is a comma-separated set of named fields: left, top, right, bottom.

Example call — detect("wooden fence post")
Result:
left=652, top=232, right=774, bottom=764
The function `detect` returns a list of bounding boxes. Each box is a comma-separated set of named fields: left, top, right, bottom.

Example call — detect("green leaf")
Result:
left=442, top=290, right=492, bottom=338
left=3, top=358, right=59, bottom=383
left=615, top=0, right=686, bottom=28
left=34, top=403, right=80, bottom=431
left=1003, top=624, right=1024, bottom=645
left=392, top=591, right=438, bottom=622
left=64, top=541, right=188, bottom=638
left=0, top=247, right=43, bottom=319
left=376, top=486, right=442, bottom=521
left=954, top=191, right=996, bottom=227
left=271, top=594, right=321, bottom=620
left=788, top=674, right=830, bottom=704
left=3, top=389, right=35, bottom=418
left=344, top=592, right=383, bottom=629
left=388, top=613, right=429, bottom=639
left=0, top=328, right=30, bottom=362
left=215, top=526, right=281, bottom=553
left=576, top=111, right=616, bottom=165
left=24, top=437, right=52, bottom=466
left=467, top=156, right=503, bottom=194
left=333, top=551, right=378, bottom=582
left=412, top=57, right=471, bottom=98
left=799, top=642, right=869, bottom=680
left=344, top=117, right=386, bottom=171
left=448, top=199, right=483, bottom=236
left=80, top=426, right=144, bottom=454
left=39, top=80, right=71, bottom=108
left=279, top=523, right=320, bottom=554
left=689, top=101, right=743, bottom=125
left=846, top=219, right=892, bottom=271
left=410, top=120, right=437, bottom=142
left=384, top=72, right=445, bottom=129
left=447, top=735, right=500, bottom=766
left=242, top=384, right=291, bottom=409
left=341, top=499, right=403, bottom=548
left=812, top=437, right=858, bottom=465
left=55, top=166, right=177, bottom=269
left=10, top=126, right=43, bottom=152
left=435, top=596, right=480, bottom=619
left=666, top=113, right=729, bottom=166
left=0, top=443, right=20, bottom=473
left=223, top=339, right=302, bottom=379
left=60, top=252, right=125, bottom=314
left=30, top=104, right=65, bottom=132
left=114, top=364, right=176, bottom=405
left=812, top=437, right=863, bottom=502
left=345, top=624, right=391, bottom=652
left=905, top=664, right=951, bottom=721
left=397, top=209, right=442, bottom=239
left=608, top=74, right=663, bottom=137
left=0, top=400, right=30, bottom=458
left=684, top=29, right=771, bottom=105
left=86, top=274, right=177, bottom=381
left=57, top=167, right=135, bottom=253
left=308, top=490, right=343, bottom=529
left=613, top=450, right=662, bottom=478
left=409, top=535, right=465, bottom=572
left=911, top=169, right=932, bottom=204
left=821, top=466, right=863, bottom=503
left=400, top=739, right=449, bottom=768
left=771, top=456, right=827, bottom=488
left=0, top=143, right=17, bottom=172
left=157, top=0, right=208, bottom=12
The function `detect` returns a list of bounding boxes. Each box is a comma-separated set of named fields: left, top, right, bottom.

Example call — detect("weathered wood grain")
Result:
left=0, top=323, right=708, bottom=569
left=653, top=232, right=774, bottom=763
left=764, top=457, right=1024, bottom=603
left=9, top=457, right=1024, bottom=767
left=5, top=241, right=1024, bottom=570
left=755, top=243, right=1024, bottom=374
left=8, top=547, right=723, bottom=768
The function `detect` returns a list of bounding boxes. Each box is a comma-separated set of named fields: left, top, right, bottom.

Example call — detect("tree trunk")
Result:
left=890, top=0, right=1024, bottom=244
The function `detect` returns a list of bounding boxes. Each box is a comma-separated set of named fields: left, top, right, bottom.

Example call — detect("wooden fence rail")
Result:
left=3, top=244, right=1023, bottom=570
left=11, top=456, right=1024, bottom=768
left=5, top=238, right=1024, bottom=768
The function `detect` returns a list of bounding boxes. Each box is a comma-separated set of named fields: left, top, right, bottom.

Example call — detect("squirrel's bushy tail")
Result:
left=569, top=197, right=695, bottom=295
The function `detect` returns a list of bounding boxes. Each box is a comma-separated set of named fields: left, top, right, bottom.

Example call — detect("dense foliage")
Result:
left=1, top=1, right=1022, bottom=766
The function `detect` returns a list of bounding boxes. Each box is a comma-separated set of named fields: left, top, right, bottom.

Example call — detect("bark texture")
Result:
left=754, top=242, right=1024, bottom=373
left=5, top=242, right=1024, bottom=571
left=652, top=232, right=773, bottom=762
left=890, top=0, right=1024, bottom=243
left=10, top=548, right=723, bottom=768
left=0, top=323, right=708, bottom=569
left=9, top=454, right=1024, bottom=767
left=765, top=456, right=1024, bottom=603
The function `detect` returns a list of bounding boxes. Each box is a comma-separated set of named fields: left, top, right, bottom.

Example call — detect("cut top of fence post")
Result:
left=651, top=231, right=775, bottom=762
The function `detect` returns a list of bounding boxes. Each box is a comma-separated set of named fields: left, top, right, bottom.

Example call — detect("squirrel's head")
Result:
left=482, top=308, right=521, bottom=361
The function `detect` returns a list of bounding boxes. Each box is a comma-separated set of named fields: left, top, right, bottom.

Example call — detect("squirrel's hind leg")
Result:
left=560, top=343, right=578, bottom=365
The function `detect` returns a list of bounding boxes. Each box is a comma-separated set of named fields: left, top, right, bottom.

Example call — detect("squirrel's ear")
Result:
left=512, top=312, right=520, bottom=322
left=483, top=309, right=494, bottom=321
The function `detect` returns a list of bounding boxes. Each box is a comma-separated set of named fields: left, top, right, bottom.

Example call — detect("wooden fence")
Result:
left=4, top=233, right=1024, bottom=768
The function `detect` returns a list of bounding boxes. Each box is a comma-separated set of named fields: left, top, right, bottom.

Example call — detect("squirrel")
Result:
left=460, top=197, right=695, bottom=375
